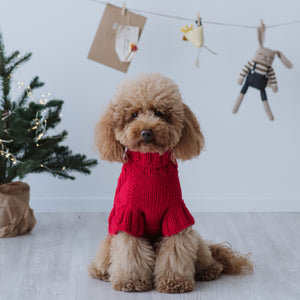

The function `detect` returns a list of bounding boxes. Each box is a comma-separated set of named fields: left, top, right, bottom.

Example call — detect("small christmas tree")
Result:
left=0, top=33, right=97, bottom=185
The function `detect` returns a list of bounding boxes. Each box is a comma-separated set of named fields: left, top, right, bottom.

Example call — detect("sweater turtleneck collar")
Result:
left=126, top=150, right=172, bottom=167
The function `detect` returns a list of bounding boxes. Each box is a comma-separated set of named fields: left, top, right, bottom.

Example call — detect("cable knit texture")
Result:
left=108, top=151, right=195, bottom=237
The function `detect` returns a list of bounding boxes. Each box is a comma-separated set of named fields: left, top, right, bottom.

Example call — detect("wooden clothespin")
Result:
left=196, top=13, right=202, bottom=26
left=260, top=19, right=265, bottom=31
left=121, top=2, right=127, bottom=16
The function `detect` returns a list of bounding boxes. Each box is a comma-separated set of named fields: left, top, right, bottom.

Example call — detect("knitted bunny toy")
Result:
left=232, top=21, right=293, bottom=120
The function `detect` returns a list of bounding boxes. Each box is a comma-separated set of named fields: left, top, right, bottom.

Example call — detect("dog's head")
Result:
left=96, top=73, right=204, bottom=162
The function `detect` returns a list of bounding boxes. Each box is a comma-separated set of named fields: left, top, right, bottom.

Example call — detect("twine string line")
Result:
left=89, top=0, right=300, bottom=29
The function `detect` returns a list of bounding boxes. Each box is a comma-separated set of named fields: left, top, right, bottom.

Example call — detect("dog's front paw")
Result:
left=155, top=276, right=194, bottom=293
left=112, top=278, right=152, bottom=292
left=195, top=260, right=223, bottom=281
left=88, top=262, right=110, bottom=282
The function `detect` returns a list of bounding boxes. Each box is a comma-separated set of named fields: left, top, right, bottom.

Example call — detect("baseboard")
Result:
left=30, top=196, right=300, bottom=212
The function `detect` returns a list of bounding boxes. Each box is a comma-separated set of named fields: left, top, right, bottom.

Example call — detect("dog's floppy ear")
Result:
left=95, top=104, right=125, bottom=162
left=173, top=103, right=205, bottom=161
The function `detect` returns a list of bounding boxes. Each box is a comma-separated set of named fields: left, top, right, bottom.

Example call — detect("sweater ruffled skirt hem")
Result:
left=108, top=201, right=195, bottom=237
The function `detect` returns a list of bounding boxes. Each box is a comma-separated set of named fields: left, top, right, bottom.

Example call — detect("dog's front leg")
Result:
left=154, top=226, right=198, bottom=293
left=89, top=234, right=112, bottom=281
left=109, top=231, right=155, bottom=292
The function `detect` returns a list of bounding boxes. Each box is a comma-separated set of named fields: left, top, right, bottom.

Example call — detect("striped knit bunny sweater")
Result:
left=239, top=60, right=278, bottom=89
left=108, top=151, right=195, bottom=237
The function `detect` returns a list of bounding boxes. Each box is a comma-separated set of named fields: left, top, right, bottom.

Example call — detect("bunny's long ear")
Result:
left=95, top=104, right=125, bottom=162
left=173, top=103, right=205, bottom=161
left=257, top=21, right=265, bottom=47
left=276, top=51, right=293, bottom=69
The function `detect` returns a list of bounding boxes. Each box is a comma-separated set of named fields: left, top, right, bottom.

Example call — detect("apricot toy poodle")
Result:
left=89, top=73, right=253, bottom=293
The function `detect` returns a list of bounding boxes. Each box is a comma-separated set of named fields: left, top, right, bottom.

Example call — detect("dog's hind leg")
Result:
left=194, top=231, right=223, bottom=281
left=109, top=231, right=155, bottom=292
left=88, top=234, right=112, bottom=281
left=154, top=226, right=198, bottom=293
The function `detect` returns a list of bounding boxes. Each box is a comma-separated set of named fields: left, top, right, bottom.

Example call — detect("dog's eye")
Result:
left=132, top=112, right=138, bottom=118
left=154, top=110, right=165, bottom=119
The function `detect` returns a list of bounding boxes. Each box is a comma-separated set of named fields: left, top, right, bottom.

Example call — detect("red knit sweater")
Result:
left=108, top=151, right=195, bottom=237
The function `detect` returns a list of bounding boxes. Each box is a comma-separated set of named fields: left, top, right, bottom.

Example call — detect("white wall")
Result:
left=1, top=0, right=299, bottom=212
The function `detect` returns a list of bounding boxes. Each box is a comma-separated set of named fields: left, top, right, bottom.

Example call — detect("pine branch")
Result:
left=18, top=76, right=45, bottom=106
left=5, top=50, right=20, bottom=64
left=0, top=34, right=13, bottom=109
left=44, top=100, right=63, bottom=128
left=0, top=157, right=7, bottom=184
left=6, top=159, right=36, bottom=182
left=30, top=165, right=76, bottom=180
left=7, top=53, right=32, bottom=75
left=0, top=32, right=6, bottom=66
left=0, top=76, right=11, bottom=109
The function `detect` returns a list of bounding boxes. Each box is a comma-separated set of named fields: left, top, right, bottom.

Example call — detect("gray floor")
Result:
left=0, top=213, right=300, bottom=300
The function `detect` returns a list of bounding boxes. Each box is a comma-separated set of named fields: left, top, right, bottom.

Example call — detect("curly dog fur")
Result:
left=89, top=73, right=253, bottom=293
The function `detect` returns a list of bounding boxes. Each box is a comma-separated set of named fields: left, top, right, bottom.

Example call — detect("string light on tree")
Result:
left=0, top=139, right=18, bottom=165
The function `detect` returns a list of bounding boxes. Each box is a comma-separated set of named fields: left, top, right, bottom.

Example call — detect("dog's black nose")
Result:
left=141, top=129, right=153, bottom=141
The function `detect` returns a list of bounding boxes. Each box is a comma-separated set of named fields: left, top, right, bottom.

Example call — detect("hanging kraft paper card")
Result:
left=88, top=3, right=147, bottom=73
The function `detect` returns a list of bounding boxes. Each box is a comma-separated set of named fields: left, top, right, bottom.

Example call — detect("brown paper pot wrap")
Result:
left=0, top=181, right=36, bottom=238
